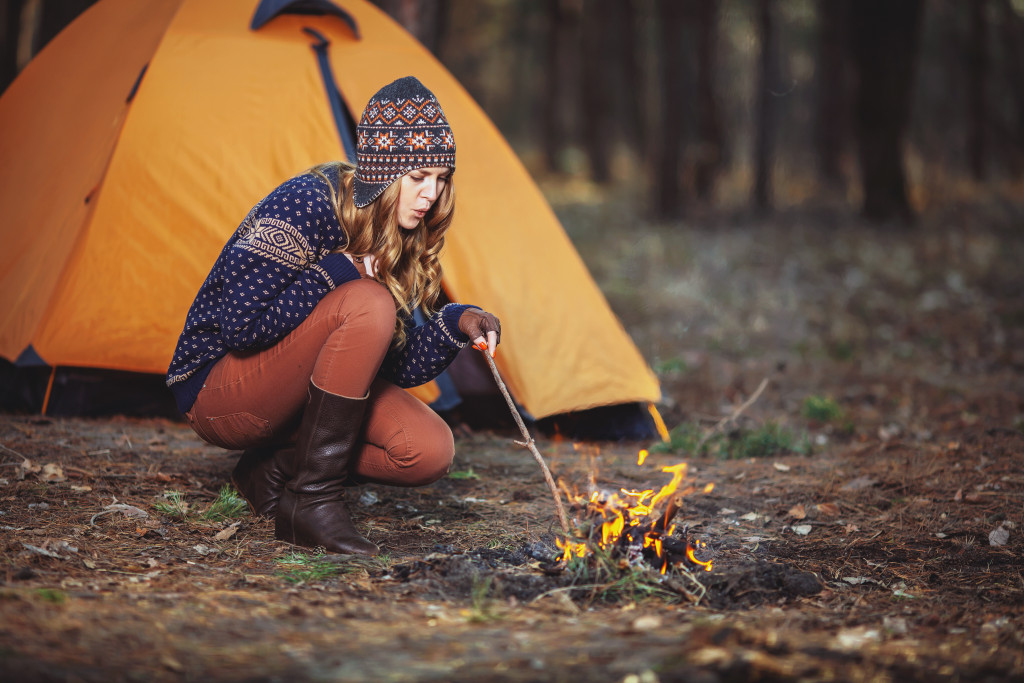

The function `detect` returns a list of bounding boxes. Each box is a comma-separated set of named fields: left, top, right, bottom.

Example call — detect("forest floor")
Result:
left=2, top=192, right=1023, bottom=682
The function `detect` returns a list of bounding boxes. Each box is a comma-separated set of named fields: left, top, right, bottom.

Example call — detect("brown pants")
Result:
left=185, top=279, right=454, bottom=487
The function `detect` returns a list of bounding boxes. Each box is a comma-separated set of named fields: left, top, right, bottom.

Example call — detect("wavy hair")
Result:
left=310, top=161, right=455, bottom=348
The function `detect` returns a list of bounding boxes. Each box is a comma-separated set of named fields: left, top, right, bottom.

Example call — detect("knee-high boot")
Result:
left=275, top=382, right=378, bottom=555
left=230, top=443, right=294, bottom=518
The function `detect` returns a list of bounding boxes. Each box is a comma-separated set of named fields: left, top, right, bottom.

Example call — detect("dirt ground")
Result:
left=2, top=198, right=1023, bottom=682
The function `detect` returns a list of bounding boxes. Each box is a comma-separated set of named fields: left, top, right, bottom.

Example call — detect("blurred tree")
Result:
left=849, top=0, right=924, bottom=224
left=813, top=0, right=850, bottom=192
left=753, top=0, right=777, bottom=212
left=542, top=0, right=580, bottom=174
left=994, top=0, right=1024, bottom=175
left=967, top=0, right=989, bottom=182
left=691, top=0, right=722, bottom=202
left=653, top=0, right=686, bottom=219
left=373, top=0, right=450, bottom=56
left=581, top=0, right=612, bottom=183
left=614, top=0, right=646, bottom=158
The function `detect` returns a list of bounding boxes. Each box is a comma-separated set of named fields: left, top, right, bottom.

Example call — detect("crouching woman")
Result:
left=166, top=76, right=500, bottom=556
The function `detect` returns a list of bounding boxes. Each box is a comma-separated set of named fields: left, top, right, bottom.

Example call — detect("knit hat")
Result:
left=353, top=76, right=456, bottom=208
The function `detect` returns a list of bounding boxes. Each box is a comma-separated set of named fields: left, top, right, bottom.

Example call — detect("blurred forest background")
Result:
left=2, top=0, right=1023, bottom=224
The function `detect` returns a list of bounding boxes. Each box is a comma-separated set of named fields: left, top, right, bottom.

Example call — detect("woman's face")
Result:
left=396, top=166, right=451, bottom=230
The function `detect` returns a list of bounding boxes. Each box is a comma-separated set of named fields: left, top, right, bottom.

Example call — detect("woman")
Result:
left=166, top=76, right=500, bottom=556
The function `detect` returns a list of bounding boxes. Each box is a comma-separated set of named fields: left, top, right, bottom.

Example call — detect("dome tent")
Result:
left=0, top=0, right=662, bottom=438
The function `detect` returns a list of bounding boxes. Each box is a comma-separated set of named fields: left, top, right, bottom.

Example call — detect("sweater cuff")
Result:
left=317, top=253, right=361, bottom=288
left=440, top=304, right=479, bottom=345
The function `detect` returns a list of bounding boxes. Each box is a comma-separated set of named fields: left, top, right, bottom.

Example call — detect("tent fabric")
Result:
left=0, top=0, right=660, bottom=420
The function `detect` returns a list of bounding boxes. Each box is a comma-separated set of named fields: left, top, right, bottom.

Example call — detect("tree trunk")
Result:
left=581, top=0, right=612, bottom=183
left=967, top=0, right=988, bottom=181
left=994, top=0, right=1024, bottom=175
left=692, top=0, right=721, bottom=202
left=814, top=0, right=849, bottom=191
left=654, top=0, right=686, bottom=218
left=541, top=0, right=573, bottom=173
left=615, top=0, right=646, bottom=159
left=753, top=0, right=776, bottom=212
left=849, top=0, right=925, bottom=223
left=375, top=0, right=449, bottom=56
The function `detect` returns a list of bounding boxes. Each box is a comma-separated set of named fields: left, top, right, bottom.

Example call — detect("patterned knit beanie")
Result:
left=353, top=76, right=456, bottom=208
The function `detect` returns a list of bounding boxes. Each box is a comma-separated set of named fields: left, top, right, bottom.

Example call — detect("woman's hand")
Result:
left=459, top=308, right=501, bottom=357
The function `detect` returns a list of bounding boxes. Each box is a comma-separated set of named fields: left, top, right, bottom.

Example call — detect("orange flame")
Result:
left=637, top=449, right=649, bottom=466
left=686, top=539, right=713, bottom=572
left=558, top=450, right=714, bottom=573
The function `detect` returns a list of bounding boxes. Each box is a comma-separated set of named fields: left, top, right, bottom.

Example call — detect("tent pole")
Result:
left=41, top=366, right=56, bottom=416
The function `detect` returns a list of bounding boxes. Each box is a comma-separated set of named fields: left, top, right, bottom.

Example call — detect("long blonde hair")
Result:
left=311, top=161, right=455, bottom=348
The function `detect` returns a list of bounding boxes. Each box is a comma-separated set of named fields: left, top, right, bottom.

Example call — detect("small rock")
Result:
left=989, top=525, right=1010, bottom=547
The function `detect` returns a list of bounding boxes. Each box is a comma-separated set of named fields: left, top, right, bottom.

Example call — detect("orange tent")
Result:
left=0, top=0, right=660, bottom=423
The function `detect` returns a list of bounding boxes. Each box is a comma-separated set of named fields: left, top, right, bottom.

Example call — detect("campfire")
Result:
left=556, top=448, right=715, bottom=575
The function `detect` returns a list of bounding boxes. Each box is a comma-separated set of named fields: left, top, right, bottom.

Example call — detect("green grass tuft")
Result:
left=153, top=490, right=189, bottom=519
left=802, top=395, right=844, bottom=423
left=200, top=485, right=249, bottom=522
left=651, top=421, right=810, bottom=459
left=448, top=467, right=480, bottom=480
left=275, top=550, right=342, bottom=585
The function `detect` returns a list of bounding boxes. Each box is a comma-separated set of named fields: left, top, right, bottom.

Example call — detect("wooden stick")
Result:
left=479, top=350, right=570, bottom=535
left=696, top=377, right=770, bottom=452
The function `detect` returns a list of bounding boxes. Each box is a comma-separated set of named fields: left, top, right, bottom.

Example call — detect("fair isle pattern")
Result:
left=353, top=77, right=455, bottom=207
left=166, top=167, right=474, bottom=414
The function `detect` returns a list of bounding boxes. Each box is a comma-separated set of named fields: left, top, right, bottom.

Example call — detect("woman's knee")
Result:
left=318, top=278, right=396, bottom=339
left=409, top=428, right=455, bottom=486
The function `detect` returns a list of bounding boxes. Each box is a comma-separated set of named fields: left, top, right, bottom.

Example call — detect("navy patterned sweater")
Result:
left=166, top=168, right=474, bottom=414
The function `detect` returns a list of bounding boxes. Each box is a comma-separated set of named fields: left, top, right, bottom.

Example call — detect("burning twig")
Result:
left=696, top=376, right=770, bottom=452
left=478, top=348, right=570, bottom=535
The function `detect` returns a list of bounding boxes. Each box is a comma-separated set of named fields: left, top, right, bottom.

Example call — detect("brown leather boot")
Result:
left=230, top=443, right=295, bottom=518
left=275, top=382, right=378, bottom=556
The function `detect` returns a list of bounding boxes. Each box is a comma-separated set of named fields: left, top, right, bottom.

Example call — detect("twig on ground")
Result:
left=479, top=350, right=570, bottom=535
left=696, top=377, right=770, bottom=452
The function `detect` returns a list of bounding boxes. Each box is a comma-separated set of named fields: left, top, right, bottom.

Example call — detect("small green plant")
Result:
left=654, top=357, right=688, bottom=375
left=448, top=467, right=480, bottom=480
left=154, top=490, right=189, bottom=519
left=200, top=485, right=249, bottom=522
left=275, top=550, right=342, bottom=585
left=731, top=422, right=810, bottom=459
left=467, top=576, right=497, bottom=622
left=34, top=588, right=67, bottom=604
left=649, top=421, right=709, bottom=456
left=802, top=395, right=844, bottom=423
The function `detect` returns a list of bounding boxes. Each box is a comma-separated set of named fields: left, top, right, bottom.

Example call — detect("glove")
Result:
left=458, top=308, right=501, bottom=356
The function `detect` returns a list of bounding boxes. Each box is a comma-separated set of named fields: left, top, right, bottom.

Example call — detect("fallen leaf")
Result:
left=792, top=524, right=813, bottom=536
left=840, top=476, right=875, bottom=492
left=83, top=559, right=97, bottom=569
left=718, top=508, right=736, bottom=516
left=631, top=615, right=662, bottom=631
left=739, top=512, right=760, bottom=521
left=41, top=463, right=65, bottom=482
left=989, top=526, right=1009, bottom=547
left=71, top=485, right=92, bottom=492
left=214, top=521, right=241, bottom=541
left=788, top=504, right=807, bottom=520
left=773, top=462, right=791, bottom=472
left=835, top=627, right=881, bottom=650
left=817, top=502, right=841, bottom=516
left=953, top=488, right=963, bottom=502
left=104, top=503, right=149, bottom=519
left=15, top=458, right=40, bottom=480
